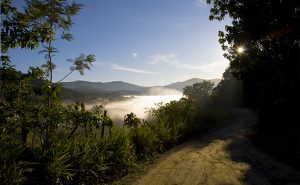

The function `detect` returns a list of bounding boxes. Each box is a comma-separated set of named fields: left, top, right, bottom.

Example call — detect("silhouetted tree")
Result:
left=208, top=0, right=300, bottom=168
left=212, top=68, right=243, bottom=106
left=124, top=112, right=141, bottom=130
left=183, top=80, right=214, bottom=106
left=1, top=0, right=50, bottom=63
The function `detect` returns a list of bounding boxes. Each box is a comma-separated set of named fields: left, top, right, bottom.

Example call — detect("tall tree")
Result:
left=208, top=0, right=300, bottom=168
left=25, top=0, right=82, bottom=82
left=1, top=0, right=49, bottom=62
left=1, top=0, right=95, bottom=149
left=1, top=0, right=94, bottom=82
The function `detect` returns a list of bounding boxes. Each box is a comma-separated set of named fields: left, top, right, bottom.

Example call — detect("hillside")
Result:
left=165, top=78, right=221, bottom=91
left=62, top=80, right=147, bottom=93
left=62, top=78, right=221, bottom=93
left=61, top=78, right=221, bottom=102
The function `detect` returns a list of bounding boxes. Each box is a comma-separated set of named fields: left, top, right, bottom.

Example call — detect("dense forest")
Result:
left=1, top=0, right=299, bottom=184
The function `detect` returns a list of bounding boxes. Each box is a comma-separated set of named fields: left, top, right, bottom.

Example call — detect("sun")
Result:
left=237, top=47, right=245, bottom=53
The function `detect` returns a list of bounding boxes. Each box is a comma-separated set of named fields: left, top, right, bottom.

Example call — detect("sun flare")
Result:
left=237, top=47, right=245, bottom=53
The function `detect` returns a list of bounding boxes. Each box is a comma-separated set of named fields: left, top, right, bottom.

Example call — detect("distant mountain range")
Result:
left=62, top=80, right=147, bottom=93
left=164, top=78, right=221, bottom=91
left=62, top=78, right=221, bottom=95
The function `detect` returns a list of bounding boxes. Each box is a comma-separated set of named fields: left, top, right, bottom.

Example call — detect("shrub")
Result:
left=190, top=107, right=234, bottom=134
left=129, top=125, right=160, bottom=160
left=71, top=128, right=135, bottom=184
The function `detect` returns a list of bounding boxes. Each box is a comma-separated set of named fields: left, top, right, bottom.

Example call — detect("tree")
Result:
left=1, top=0, right=50, bottom=62
left=1, top=0, right=95, bottom=152
left=183, top=80, right=214, bottom=104
left=57, top=53, right=95, bottom=83
left=208, top=0, right=300, bottom=168
left=124, top=112, right=141, bottom=130
left=1, top=0, right=94, bottom=83
left=24, top=0, right=83, bottom=82
left=212, top=68, right=243, bottom=106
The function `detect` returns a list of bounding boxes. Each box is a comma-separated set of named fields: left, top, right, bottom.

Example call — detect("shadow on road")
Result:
left=224, top=108, right=300, bottom=185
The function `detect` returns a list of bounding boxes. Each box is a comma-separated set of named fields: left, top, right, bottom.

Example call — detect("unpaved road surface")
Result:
left=129, top=108, right=300, bottom=185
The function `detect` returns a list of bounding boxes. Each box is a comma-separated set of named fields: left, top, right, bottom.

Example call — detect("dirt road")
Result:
left=126, top=108, right=300, bottom=185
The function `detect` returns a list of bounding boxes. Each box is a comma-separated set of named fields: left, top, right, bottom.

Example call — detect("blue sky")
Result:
left=10, top=0, right=231, bottom=86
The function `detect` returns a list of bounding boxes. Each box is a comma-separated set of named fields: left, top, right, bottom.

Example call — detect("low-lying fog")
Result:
left=86, top=87, right=183, bottom=124
left=105, top=94, right=182, bottom=120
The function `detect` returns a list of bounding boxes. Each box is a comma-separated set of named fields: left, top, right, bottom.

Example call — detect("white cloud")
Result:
left=132, top=53, right=138, bottom=59
left=111, top=64, right=158, bottom=74
left=148, top=53, right=228, bottom=72
left=148, top=53, right=180, bottom=65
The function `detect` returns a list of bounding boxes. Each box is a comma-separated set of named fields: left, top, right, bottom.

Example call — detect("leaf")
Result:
left=61, top=32, right=73, bottom=41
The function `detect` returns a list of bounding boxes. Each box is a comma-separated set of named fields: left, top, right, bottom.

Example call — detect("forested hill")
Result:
left=62, top=80, right=147, bottom=93
left=165, top=78, right=221, bottom=91
left=61, top=78, right=221, bottom=93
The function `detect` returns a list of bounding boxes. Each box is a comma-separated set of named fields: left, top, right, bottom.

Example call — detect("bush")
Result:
left=150, top=118, right=186, bottom=150
left=190, top=107, right=234, bottom=134
left=130, top=125, right=160, bottom=160
left=0, top=161, right=29, bottom=185
left=70, top=129, right=135, bottom=184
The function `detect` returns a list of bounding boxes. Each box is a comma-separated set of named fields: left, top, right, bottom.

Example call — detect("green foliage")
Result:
left=151, top=118, right=186, bottom=150
left=71, top=130, right=134, bottom=184
left=0, top=161, right=30, bottom=185
left=1, top=0, right=94, bottom=83
left=1, top=0, right=49, bottom=62
left=65, top=103, right=94, bottom=138
left=124, top=112, right=141, bottom=129
left=46, top=138, right=76, bottom=184
left=26, top=0, right=86, bottom=82
left=0, top=66, right=234, bottom=184
left=57, top=54, right=96, bottom=83
left=183, top=80, right=214, bottom=106
left=68, top=54, right=96, bottom=75
left=129, top=125, right=159, bottom=160
left=147, top=99, right=192, bottom=147
left=148, top=99, right=192, bottom=124
left=190, top=107, right=233, bottom=134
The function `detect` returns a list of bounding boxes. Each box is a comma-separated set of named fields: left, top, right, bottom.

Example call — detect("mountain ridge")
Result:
left=61, top=78, right=221, bottom=102
left=165, top=78, right=221, bottom=91
left=62, top=78, right=221, bottom=92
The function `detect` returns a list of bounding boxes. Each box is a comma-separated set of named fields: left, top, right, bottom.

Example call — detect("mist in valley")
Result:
left=86, top=87, right=183, bottom=125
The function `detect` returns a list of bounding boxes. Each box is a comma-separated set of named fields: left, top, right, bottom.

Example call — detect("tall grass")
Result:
left=1, top=98, right=233, bottom=184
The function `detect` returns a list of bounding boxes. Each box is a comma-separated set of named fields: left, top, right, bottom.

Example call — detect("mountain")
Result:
left=62, top=80, right=147, bottom=93
left=98, top=81, right=147, bottom=92
left=61, top=78, right=221, bottom=102
left=164, top=78, right=221, bottom=91
left=62, top=78, right=221, bottom=93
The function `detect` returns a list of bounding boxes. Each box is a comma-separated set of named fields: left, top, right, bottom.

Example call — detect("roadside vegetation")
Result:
left=0, top=65, right=236, bottom=184
left=0, top=1, right=237, bottom=184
